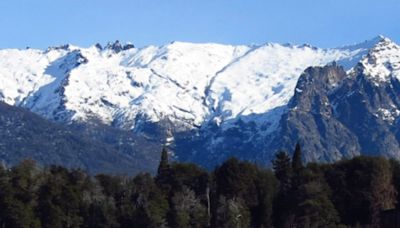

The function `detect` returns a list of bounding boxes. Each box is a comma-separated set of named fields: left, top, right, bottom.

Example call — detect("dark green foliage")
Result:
left=325, top=156, right=397, bottom=227
left=0, top=152, right=398, bottom=227
left=272, top=150, right=293, bottom=227
left=290, top=163, right=340, bottom=227
left=214, top=158, right=259, bottom=202
left=126, top=173, right=169, bottom=227
left=168, top=163, right=209, bottom=194
left=213, top=158, right=277, bottom=227
left=4, top=160, right=41, bottom=228
left=272, top=151, right=292, bottom=194
left=253, top=169, right=278, bottom=228
left=167, top=163, right=210, bottom=226
left=36, top=166, right=90, bottom=228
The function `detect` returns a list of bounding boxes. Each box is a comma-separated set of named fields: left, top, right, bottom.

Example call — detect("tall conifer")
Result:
left=292, top=142, right=303, bottom=172
left=157, top=147, right=169, bottom=176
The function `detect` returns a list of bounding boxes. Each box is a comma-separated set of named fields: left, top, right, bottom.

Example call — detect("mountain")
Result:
left=0, top=36, right=399, bottom=170
left=0, top=38, right=378, bottom=129
left=0, top=101, right=161, bottom=174
left=274, top=37, right=400, bottom=162
left=173, top=36, right=400, bottom=167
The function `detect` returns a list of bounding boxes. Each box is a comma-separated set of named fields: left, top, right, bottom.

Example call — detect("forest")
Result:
left=0, top=144, right=399, bottom=228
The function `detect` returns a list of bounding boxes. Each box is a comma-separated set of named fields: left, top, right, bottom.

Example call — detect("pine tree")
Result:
left=157, top=147, right=169, bottom=176
left=155, top=147, right=172, bottom=195
left=272, top=151, right=293, bottom=227
left=292, top=142, right=303, bottom=172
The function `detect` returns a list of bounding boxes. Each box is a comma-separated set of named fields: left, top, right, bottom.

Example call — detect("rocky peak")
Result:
left=105, top=40, right=123, bottom=52
left=123, top=42, right=135, bottom=50
left=274, top=62, right=400, bottom=164
left=95, top=43, right=103, bottom=50
left=289, top=64, right=347, bottom=112
left=105, top=40, right=135, bottom=53
left=356, top=36, right=400, bottom=83
left=45, top=44, right=73, bottom=53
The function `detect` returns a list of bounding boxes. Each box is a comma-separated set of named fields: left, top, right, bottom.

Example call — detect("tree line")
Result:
left=0, top=144, right=399, bottom=227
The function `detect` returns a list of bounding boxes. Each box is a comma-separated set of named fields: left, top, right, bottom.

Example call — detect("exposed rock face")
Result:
left=271, top=65, right=361, bottom=162
left=270, top=63, right=400, bottom=163
left=104, top=40, right=135, bottom=53
left=173, top=62, right=400, bottom=168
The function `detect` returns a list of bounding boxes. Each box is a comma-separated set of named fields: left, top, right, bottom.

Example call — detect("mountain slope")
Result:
left=271, top=60, right=400, bottom=163
left=173, top=37, right=400, bottom=167
left=0, top=101, right=161, bottom=174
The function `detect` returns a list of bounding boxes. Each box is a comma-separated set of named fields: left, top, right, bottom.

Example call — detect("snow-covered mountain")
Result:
left=0, top=37, right=386, bottom=127
left=1, top=36, right=400, bottom=169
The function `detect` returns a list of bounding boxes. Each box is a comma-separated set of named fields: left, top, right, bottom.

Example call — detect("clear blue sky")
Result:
left=0, top=0, right=399, bottom=49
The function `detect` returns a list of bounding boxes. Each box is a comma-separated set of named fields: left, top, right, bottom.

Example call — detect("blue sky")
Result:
left=0, top=0, right=399, bottom=49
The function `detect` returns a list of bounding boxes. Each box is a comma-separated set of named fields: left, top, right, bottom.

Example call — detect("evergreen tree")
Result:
left=95, top=174, right=123, bottom=198
left=156, top=147, right=172, bottom=194
left=2, top=160, right=42, bottom=228
left=292, top=142, right=303, bottom=172
left=3, top=147, right=400, bottom=227
left=37, top=166, right=87, bottom=228
left=131, top=173, right=169, bottom=228
left=291, top=164, right=340, bottom=227
left=272, top=151, right=293, bottom=228
left=168, top=163, right=209, bottom=194
left=167, top=163, right=211, bottom=225
left=157, top=147, right=170, bottom=176
left=36, top=170, right=66, bottom=228
left=214, top=158, right=258, bottom=203
left=80, top=177, right=118, bottom=228
left=214, top=158, right=276, bottom=227
left=325, top=156, right=397, bottom=226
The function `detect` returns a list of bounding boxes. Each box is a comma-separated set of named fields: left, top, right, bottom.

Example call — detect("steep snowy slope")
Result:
left=171, top=36, right=400, bottom=168
left=0, top=37, right=384, bottom=133
left=0, top=47, right=68, bottom=105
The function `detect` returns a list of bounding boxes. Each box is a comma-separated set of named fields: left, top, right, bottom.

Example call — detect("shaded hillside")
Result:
left=0, top=101, right=161, bottom=174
